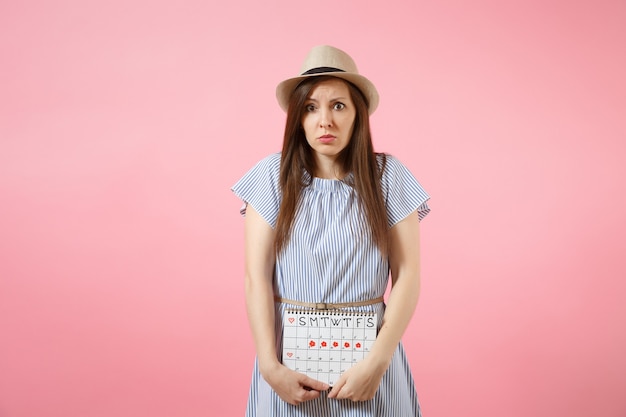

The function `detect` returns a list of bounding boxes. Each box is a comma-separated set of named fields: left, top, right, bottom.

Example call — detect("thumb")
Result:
left=327, top=375, right=346, bottom=399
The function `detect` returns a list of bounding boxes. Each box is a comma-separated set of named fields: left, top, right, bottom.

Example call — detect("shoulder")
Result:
left=376, top=153, right=411, bottom=181
left=255, top=152, right=282, bottom=173
left=231, top=153, right=283, bottom=226
left=263, top=152, right=282, bottom=165
left=232, top=152, right=282, bottom=192
left=375, top=153, right=431, bottom=223
left=240, top=152, right=281, bottom=182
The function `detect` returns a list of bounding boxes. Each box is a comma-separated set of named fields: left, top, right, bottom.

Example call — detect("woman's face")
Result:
left=301, top=78, right=356, bottom=173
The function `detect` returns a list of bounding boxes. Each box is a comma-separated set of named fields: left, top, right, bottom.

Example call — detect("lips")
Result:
left=318, top=134, right=336, bottom=144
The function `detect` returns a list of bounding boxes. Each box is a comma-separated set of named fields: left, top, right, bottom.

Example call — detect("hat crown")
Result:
left=299, top=45, right=359, bottom=75
left=276, top=45, right=379, bottom=114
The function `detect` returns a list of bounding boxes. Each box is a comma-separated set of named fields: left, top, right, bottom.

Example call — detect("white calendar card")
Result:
left=281, top=309, right=378, bottom=386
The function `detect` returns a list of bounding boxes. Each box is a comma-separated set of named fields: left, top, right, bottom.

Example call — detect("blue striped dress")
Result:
left=232, top=153, right=430, bottom=417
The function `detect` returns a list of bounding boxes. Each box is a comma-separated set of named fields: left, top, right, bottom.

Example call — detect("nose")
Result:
left=319, top=108, right=333, bottom=128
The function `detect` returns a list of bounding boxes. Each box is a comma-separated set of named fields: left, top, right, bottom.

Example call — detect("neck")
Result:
left=313, top=155, right=344, bottom=179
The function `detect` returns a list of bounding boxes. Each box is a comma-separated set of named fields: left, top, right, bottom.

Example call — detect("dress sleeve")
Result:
left=231, top=153, right=282, bottom=228
left=380, top=154, right=431, bottom=227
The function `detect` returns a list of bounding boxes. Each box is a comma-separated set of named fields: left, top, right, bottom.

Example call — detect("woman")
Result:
left=232, top=45, right=430, bottom=416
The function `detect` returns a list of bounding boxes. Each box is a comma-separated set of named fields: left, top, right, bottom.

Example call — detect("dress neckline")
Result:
left=309, top=174, right=354, bottom=192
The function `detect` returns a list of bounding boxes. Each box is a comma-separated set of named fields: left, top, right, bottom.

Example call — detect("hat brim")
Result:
left=276, top=72, right=379, bottom=115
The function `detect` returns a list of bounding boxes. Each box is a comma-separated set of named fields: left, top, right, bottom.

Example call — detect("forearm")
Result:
left=369, top=210, right=422, bottom=367
left=245, top=272, right=281, bottom=376
left=369, top=271, right=420, bottom=366
left=242, top=205, right=281, bottom=377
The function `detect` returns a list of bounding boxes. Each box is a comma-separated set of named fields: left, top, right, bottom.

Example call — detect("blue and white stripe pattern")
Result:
left=232, top=153, right=430, bottom=417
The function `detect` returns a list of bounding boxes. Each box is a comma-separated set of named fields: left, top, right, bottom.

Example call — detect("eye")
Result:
left=305, top=104, right=316, bottom=112
left=333, top=102, right=346, bottom=110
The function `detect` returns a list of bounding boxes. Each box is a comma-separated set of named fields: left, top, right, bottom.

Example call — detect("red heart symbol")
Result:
left=286, top=352, right=293, bottom=358
left=288, top=317, right=295, bottom=323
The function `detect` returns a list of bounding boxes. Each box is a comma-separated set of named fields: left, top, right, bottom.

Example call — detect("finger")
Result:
left=327, top=376, right=346, bottom=399
left=300, top=388, right=322, bottom=402
left=300, top=375, right=329, bottom=392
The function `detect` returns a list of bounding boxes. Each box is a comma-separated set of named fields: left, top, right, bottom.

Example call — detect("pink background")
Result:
left=1, top=0, right=625, bottom=416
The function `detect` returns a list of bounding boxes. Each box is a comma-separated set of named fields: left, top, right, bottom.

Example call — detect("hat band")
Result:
left=301, top=67, right=346, bottom=75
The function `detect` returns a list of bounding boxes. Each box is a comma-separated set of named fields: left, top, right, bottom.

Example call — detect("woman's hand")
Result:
left=262, top=363, right=330, bottom=406
left=327, top=355, right=389, bottom=402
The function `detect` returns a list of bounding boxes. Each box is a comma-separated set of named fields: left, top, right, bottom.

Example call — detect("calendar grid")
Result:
left=282, top=309, right=377, bottom=386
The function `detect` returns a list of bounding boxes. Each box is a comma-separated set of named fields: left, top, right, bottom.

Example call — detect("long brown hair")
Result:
left=274, top=76, right=389, bottom=256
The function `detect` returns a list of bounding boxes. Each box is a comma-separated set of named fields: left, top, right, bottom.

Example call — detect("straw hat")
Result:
left=275, top=45, right=379, bottom=115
